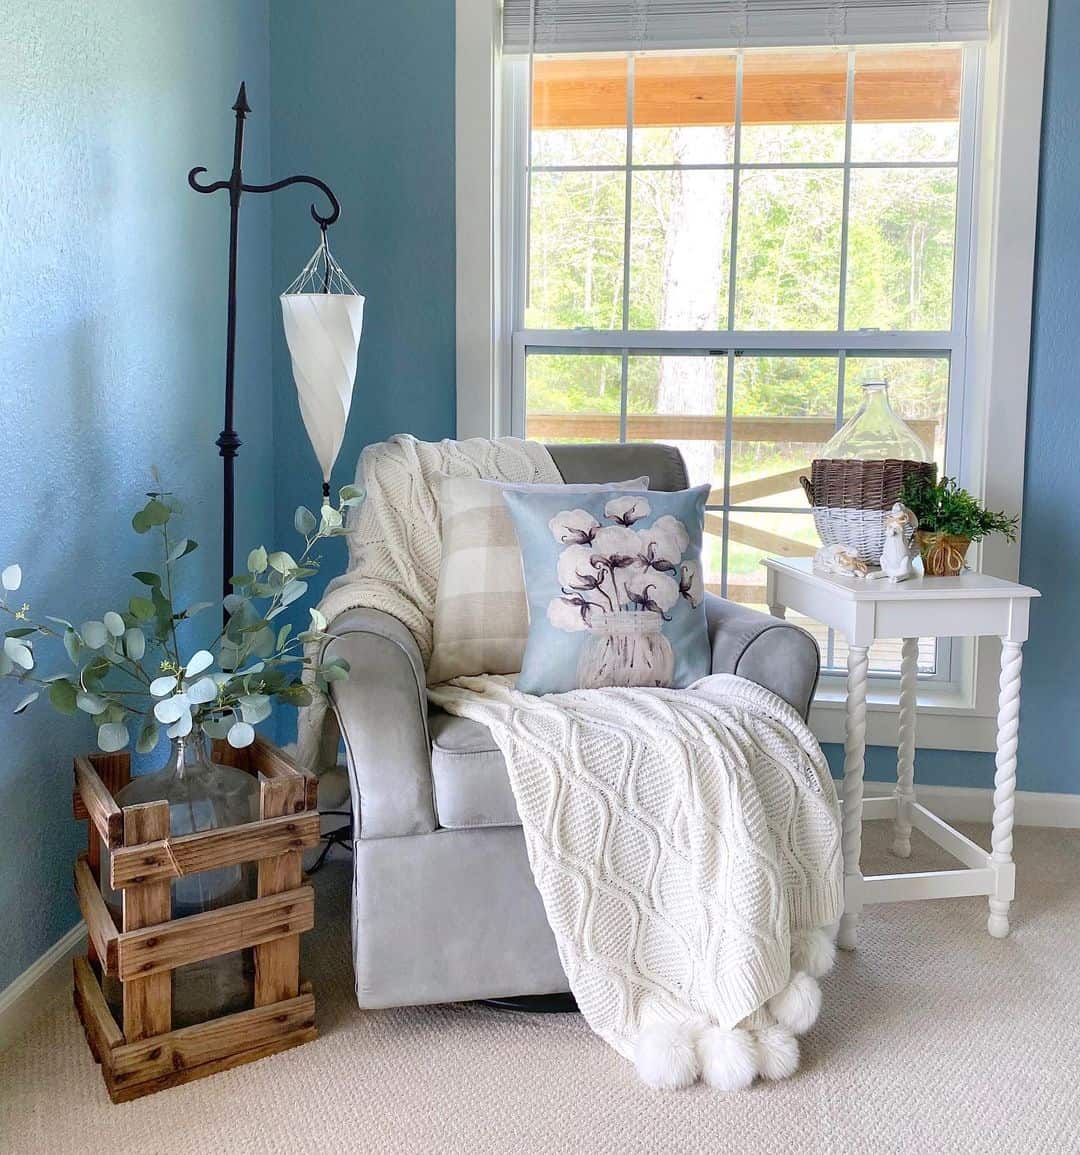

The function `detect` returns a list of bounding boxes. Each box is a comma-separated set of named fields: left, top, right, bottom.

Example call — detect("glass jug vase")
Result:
left=103, top=730, right=259, bottom=1028
left=821, top=380, right=930, bottom=462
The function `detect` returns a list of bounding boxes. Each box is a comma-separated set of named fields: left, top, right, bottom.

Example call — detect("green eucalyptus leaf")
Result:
left=227, top=720, right=255, bottom=749
left=247, top=546, right=268, bottom=575
left=63, top=630, right=81, bottom=666
left=168, top=538, right=197, bottom=563
left=103, top=611, right=126, bottom=638
left=201, top=716, right=232, bottom=740
left=294, top=506, right=317, bottom=535
left=129, top=596, right=155, bottom=621
left=132, top=571, right=161, bottom=587
left=45, top=615, right=74, bottom=629
left=238, top=694, right=272, bottom=725
left=124, top=627, right=146, bottom=661
left=13, top=690, right=38, bottom=714
left=320, top=504, right=343, bottom=531
left=136, top=721, right=160, bottom=754
left=276, top=624, right=293, bottom=650
left=3, top=637, right=33, bottom=670
left=321, top=664, right=348, bottom=683
left=1, top=563, right=22, bottom=592
left=77, top=691, right=108, bottom=715
left=5, top=627, right=36, bottom=638
left=80, top=620, right=108, bottom=649
left=280, top=579, right=308, bottom=609
left=338, top=484, right=365, bottom=507
left=267, top=551, right=296, bottom=574
left=97, top=722, right=130, bottom=753
left=144, top=499, right=171, bottom=527
left=308, top=607, right=327, bottom=632
left=252, top=627, right=276, bottom=659
left=48, top=679, right=78, bottom=715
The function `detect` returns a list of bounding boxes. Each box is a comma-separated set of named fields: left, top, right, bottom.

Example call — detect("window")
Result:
left=504, top=44, right=976, bottom=679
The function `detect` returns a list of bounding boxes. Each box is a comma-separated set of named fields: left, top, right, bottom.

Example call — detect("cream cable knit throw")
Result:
left=298, top=435, right=843, bottom=1091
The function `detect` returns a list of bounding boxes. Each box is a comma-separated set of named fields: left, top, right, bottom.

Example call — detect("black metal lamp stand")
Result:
left=188, top=82, right=341, bottom=609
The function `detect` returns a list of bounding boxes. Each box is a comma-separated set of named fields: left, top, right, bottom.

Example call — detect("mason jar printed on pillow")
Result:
left=502, top=486, right=711, bottom=696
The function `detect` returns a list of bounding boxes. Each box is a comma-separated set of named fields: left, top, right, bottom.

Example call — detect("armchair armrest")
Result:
left=322, top=608, right=436, bottom=840
left=704, top=593, right=820, bottom=720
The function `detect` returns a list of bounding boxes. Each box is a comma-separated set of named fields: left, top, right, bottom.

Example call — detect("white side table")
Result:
left=763, top=557, right=1040, bottom=950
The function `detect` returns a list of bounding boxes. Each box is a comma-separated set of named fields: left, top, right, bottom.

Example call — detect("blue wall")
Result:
left=269, top=0, right=457, bottom=611
left=0, top=0, right=273, bottom=991
left=2, top=0, right=1075, bottom=994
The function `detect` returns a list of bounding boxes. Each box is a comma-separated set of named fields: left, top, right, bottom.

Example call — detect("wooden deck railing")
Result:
left=528, top=411, right=939, bottom=608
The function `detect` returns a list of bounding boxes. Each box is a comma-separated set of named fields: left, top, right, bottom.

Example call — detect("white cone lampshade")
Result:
left=280, top=292, right=365, bottom=485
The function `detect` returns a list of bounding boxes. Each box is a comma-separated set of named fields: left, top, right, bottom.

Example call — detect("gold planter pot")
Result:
left=916, top=531, right=972, bottom=577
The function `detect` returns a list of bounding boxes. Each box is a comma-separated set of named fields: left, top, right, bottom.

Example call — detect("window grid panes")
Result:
left=514, top=44, right=972, bottom=678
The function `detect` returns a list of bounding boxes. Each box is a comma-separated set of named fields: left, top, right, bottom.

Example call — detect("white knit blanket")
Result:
left=298, top=435, right=843, bottom=1090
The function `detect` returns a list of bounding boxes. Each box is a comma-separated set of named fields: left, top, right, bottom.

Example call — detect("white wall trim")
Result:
left=455, top=0, right=502, bottom=439
left=862, top=782, right=1080, bottom=831
left=0, top=923, right=85, bottom=1052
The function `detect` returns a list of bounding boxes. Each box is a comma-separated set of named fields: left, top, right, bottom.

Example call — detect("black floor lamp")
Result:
left=188, top=83, right=364, bottom=611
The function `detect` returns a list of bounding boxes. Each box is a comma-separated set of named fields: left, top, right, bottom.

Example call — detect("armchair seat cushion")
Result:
left=429, top=709, right=521, bottom=829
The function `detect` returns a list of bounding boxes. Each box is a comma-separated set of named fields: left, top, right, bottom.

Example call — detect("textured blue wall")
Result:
left=0, top=0, right=273, bottom=990
left=269, top=0, right=457, bottom=611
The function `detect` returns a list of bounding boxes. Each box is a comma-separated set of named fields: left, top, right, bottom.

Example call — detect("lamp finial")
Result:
left=232, top=82, right=251, bottom=116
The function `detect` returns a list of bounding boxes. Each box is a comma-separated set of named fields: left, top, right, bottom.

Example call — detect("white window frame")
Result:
left=455, top=0, right=1048, bottom=753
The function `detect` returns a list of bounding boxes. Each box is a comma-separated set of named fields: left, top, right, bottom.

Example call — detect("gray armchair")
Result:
left=322, top=443, right=820, bottom=1009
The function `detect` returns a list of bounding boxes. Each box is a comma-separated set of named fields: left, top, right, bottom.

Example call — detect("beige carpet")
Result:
left=3, top=819, right=1079, bottom=1155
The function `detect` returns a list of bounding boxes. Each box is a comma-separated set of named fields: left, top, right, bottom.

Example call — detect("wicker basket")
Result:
left=800, top=458, right=936, bottom=563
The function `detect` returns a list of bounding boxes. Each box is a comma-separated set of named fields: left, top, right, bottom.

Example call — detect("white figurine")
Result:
left=813, top=543, right=871, bottom=578
left=869, top=503, right=919, bottom=583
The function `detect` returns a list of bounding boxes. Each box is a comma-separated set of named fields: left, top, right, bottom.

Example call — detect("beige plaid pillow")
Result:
left=427, top=474, right=648, bottom=684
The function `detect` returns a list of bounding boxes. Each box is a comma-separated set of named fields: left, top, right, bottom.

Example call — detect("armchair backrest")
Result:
left=545, top=442, right=689, bottom=491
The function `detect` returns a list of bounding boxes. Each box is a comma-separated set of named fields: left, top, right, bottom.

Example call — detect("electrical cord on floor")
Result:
left=308, top=810, right=353, bottom=873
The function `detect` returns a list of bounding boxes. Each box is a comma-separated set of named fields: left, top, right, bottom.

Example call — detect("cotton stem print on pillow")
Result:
left=504, top=485, right=711, bottom=695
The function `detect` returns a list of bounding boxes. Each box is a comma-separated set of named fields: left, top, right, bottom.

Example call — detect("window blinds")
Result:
left=502, top=1, right=991, bottom=54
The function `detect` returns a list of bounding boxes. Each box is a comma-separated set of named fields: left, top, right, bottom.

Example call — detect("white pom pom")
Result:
left=755, top=1024, right=800, bottom=1081
left=697, top=1026, right=758, bottom=1091
left=634, top=1021, right=701, bottom=1090
left=766, top=971, right=822, bottom=1036
left=790, top=928, right=837, bottom=979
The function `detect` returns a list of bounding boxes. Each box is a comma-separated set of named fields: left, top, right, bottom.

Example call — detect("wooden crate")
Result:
left=71, top=736, right=321, bottom=1103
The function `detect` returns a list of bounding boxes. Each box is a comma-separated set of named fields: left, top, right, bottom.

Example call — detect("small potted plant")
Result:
left=899, top=474, right=1019, bottom=577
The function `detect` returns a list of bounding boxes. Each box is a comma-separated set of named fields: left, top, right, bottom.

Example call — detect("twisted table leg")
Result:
left=988, top=640, right=1023, bottom=938
left=892, top=638, right=919, bottom=858
left=838, top=645, right=869, bottom=951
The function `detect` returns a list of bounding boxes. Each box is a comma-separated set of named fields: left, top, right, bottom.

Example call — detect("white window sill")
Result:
left=809, top=681, right=998, bottom=752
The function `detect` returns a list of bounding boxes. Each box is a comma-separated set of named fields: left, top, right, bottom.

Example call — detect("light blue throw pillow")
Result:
left=502, top=485, right=711, bottom=695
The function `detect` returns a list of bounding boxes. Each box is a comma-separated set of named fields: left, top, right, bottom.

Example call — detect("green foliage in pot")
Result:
left=0, top=472, right=364, bottom=753
left=899, top=475, right=1019, bottom=544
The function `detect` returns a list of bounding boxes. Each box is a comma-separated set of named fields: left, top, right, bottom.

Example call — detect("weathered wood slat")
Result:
left=104, top=1025, right=319, bottom=1104
left=722, top=516, right=819, bottom=558
left=109, top=989, right=315, bottom=1086
left=73, top=955, right=124, bottom=1060
left=73, top=757, right=125, bottom=851
left=116, top=886, right=314, bottom=981
left=254, top=777, right=305, bottom=1006
left=727, top=466, right=812, bottom=505
left=122, top=802, right=172, bottom=1041
left=74, top=855, right=118, bottom=975
left=252, top=735, right=318, bottom=811
left=109, top=811, right=321, bottom=889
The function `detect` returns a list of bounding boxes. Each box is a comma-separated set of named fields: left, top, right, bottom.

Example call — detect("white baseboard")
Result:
left=0, top=923, right=86, bottom=1052
left=862, top=782, right=1080, bottom=829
